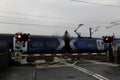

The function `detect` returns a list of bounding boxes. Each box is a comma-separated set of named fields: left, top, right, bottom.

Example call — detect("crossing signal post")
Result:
left=103, top=36, right=115, bottom=63
left=102, top=36, right=114, bottom=44
left=15, top=33, right=30, bottom=42
left=14, top=32, right=30, bottom=64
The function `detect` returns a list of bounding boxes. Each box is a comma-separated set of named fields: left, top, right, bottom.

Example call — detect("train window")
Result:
left=87, top=40, right=96, bottom=48
left=96, top=40, right=104, bottom=50
left=0, top=40, right=8, bottom=48
left=87, top=44, right=95, bottom=48
left=32, top=41, right=44, bottom=48
left=45, top=41, right=58, bottom=48
left=98, top=41, right=100, bottom=47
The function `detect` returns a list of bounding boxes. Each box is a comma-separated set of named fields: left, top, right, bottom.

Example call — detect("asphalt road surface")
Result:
left=0, top=67, right=33, bottom=80
left=1, top=60, right=120, bottom=80
left=36, top=67, right=97, bottom=80
left=77, top=61, right=120, bottom=80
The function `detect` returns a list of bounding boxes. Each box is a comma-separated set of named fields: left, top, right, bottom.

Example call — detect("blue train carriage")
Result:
left=114, top=38, right=120, bottom=49
left=27, top=35, right=63, bottom=53
left=26, top=36, right=80, bottom=62
left=68, top=37, right=105, bottom=60
left=26, top=35, right=64, bottom=62
left=17, top=34, right=120, bottom=63
left=1, top=33, right=120, bottom=64
left=26, top=35, right=108, bottom=62
left=73, top=37, right=120, bottom=61
left=0, top=34, right=13, bottom=52
left=73, top=38, right=102, bottom=53
left=111, top=38, right=120, bottom=55
left=0, top=34, right=20, bottom=64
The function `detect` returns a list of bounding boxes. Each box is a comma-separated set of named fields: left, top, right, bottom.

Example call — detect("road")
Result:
left=1, top=59, right=120, bottom=80
left=77, top=61, right=120, bottom=80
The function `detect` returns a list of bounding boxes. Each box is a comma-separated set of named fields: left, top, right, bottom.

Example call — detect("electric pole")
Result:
left=89, top=27, right=92, bottom=38
left=89, top=26, right=100, bottom=38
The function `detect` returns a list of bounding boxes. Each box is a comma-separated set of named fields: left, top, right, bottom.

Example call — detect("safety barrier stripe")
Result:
left=22, top=53, right=106, bottom=57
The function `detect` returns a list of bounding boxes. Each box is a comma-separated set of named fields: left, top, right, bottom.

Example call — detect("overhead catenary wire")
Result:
left=0, top=15, right=111, bottom=28
left=0, top=21, right=74, bottom=28
left=71, top=0, right=120, bottom=8
left=105, top=19, right=120, bottom=29
left=0, top=17, right=80, bottom=30
left=0, top=10, right=84, bottom=22
left=1, top=15, right=119, bottom=33
left=106, top=23, right=120, bottom=29
left=0, top=10, right=110, bottom=23
left=0, top=15, right=80, bottom=25
left=0, top=6, right=119, bottom=32
left=0, top=14, right=112, bottom=29
left=0, top=13, right=120, bottom=31
left=0, top=1, right=119, bottom=26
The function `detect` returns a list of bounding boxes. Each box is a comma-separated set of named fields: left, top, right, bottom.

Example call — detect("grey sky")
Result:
left=0, top=0, right=120, bottom=38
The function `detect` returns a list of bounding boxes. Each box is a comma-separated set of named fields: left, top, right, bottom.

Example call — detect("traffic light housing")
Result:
left=15, top=33, right=30, bottom=41
left=102, top=36, right=114, bottom=44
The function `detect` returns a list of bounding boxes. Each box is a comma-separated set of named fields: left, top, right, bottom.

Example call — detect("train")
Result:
left=0, top=32, right=120, bottom=64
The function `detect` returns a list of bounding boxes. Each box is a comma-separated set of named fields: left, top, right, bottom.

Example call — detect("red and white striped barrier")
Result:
left=22, top=53, right=106, bottom=57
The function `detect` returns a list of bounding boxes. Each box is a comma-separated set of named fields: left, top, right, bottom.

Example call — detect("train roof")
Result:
left=0, top=33, right=14, bottom=36
left=0, top=33, right=120, bottom=40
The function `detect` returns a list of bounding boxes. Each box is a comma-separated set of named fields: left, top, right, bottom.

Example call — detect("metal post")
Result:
left=89, top=27, right=92, bottom=38
left=112, top=44, right=118, bottom=63
left=89, top=26, right=100, bottom=38
left=106, top=50, right=109, bottom=62
left=108, top=43, right=115, bottom=62
left=115, top=55, right=117, bottom=63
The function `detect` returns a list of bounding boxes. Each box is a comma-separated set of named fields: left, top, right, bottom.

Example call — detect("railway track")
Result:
left=35, top=62, right=65, bottom=68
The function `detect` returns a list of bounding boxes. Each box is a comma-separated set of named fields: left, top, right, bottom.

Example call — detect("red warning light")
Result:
left=17, top=34, right=21, bottom=38
left=102, top=36, right=114, bottom=44
left=15, top=33, right=30, bottom=41
left=105, top=37, right=108, bottom=41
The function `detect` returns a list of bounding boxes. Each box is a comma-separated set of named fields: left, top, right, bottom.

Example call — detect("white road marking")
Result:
left=86, top=60, right=119, bottom=67
left=33, top=68, right=37, bottom=80
left=58, top=59, right=109, bottom=80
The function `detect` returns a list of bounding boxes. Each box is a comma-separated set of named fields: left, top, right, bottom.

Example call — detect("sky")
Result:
left=0, top=0, right=120, bottom=38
